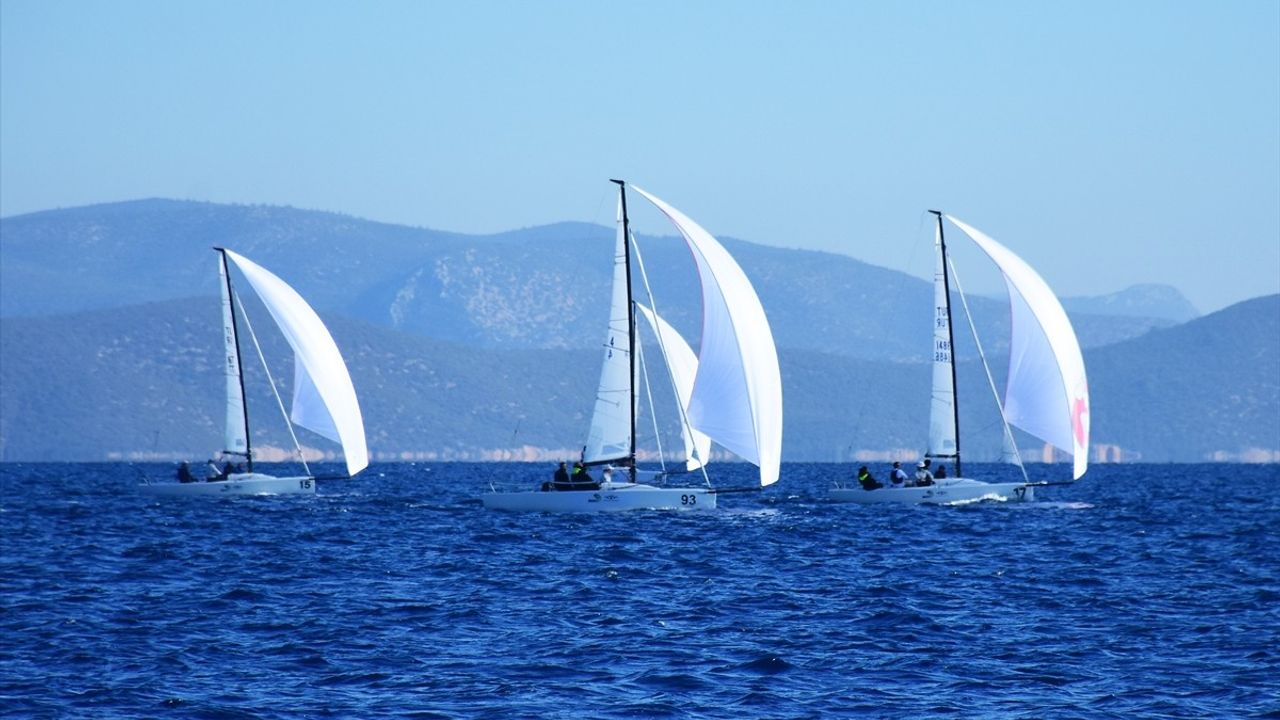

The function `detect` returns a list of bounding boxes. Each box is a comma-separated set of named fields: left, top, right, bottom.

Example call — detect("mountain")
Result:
left=1085, top=294, right=1280, bottom=462
left=1062, top=283, right=1200, bottom=323
left=1, top=200, right=1173, bottom=363
left=1, top=294, right=1275, bottom=463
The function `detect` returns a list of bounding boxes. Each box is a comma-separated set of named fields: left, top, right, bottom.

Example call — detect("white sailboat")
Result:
left=482, top=180, right=782, bottom=512
left=832, top=212, right=1089, bottom=505
left=141, top=248, right=368, bottom=497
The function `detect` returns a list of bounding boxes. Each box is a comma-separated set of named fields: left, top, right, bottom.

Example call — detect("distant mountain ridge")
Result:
left=1, top=199, right=1185, bottom=362
left=1062, top=283, right=1200, bottom=323
left=9, top=199, right=1266, bottom=465
left=1, top=293, right=1275, bottom=464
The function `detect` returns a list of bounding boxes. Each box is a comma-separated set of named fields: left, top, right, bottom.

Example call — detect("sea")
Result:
left=1, top=462, right=1276, bottom=719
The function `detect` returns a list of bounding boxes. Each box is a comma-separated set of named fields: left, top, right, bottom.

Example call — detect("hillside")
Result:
left=1, top=294, right=1275, bottom=463
left=0, top=200, right=1178, bottom=362
left=1086, top=294, right=1280, bottom=461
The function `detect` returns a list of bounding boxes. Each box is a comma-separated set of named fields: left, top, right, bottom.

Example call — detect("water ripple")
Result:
left=0, top=462, right=1276, bottom=718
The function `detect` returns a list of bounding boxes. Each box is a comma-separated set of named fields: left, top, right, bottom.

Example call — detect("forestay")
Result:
left=636, top=303, right=711, bottom=472
left=946, top=216, right=1090, bottom=479
left=583, top=198, right=635, bottom=464
left=223, top=250, right=369, bottom=477
left=631, top=186, right=782, bottom=487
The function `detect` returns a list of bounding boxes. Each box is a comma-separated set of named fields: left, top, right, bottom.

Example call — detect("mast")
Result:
left=610, top=179, right=638, bottom=483
left=216, top=247, right=253, bottom=473
left=928, top=211, right=961, bottom=478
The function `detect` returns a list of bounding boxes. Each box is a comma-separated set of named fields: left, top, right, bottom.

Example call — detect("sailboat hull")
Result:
left=140, top=473, right=317, bottom=497
left=482, top=482, right=716, bottom=513
left=829, top=478, right=1033, bottom=505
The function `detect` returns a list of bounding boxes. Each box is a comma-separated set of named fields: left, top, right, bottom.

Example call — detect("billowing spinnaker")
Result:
left=223, top=250, right=369, bottom=477
left=631, top=186, right=782, bottom=486
left=583, top=197, right=634, bottom=464
left=636, top=303, right=711, bottom=472
left=945, top=216, right=1089, bottom=479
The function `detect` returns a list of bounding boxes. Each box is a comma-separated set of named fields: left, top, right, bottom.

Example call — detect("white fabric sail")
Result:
left=223, top=250, right=369, bottom=477
left=927, top=223, right=958, bottom=461
left=218, top=253, right=249, bottom=457
left=945, top=216, right=1090, bottom=479
left=636, top=303, right=712, bottom=472
left=631, top=186, right=782, bottom=487
left=583, top=198, right=635, bottom=464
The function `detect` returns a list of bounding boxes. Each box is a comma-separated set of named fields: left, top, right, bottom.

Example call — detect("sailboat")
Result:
left=482, top=180, right=782, bottom=512
left=141, top=248, right=369, bottom=497
left=831, top=212, right=1089, bottom=505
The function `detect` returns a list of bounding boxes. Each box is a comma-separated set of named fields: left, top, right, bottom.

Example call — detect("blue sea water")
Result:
left=1, top=462, right=1277, bottom=719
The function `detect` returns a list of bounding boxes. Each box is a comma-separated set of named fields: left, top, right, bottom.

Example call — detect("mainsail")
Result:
left=222, top=250, right=369, bottom=477
left=583, top=197, right=635, bottom=465
left=631, top=186, right=782, bottom=487
left=636, top=303, right=711, bottom=472
left=218, top=252, right=249, bottom=458
left=927, top=222, right=958, bottom=462
left=946, top=216, right=1090, bottom=479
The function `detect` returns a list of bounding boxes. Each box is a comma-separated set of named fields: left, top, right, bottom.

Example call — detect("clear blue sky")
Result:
left=3, top=0, right=1277, bottom=313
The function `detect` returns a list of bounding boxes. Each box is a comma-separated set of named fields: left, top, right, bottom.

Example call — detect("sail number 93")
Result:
left=680, top=494, right=698, bottom=505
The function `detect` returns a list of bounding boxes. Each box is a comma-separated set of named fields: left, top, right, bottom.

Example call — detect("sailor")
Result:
left=552, top=461, right=570, bottom=487
left=915, top=461, right=935, bottom=487
left=934, top=463, right=948, bottom=479
left=176, top=461, right=195, bottom=484
left=889, top=461, right=909, bottom=487
left=206, top=459, right=224, bottom=481
left=602, top=467, right=614, bottom=485
left=572, top=461, right=601, bottom=490
left=857, top=466, right=882, bottom=491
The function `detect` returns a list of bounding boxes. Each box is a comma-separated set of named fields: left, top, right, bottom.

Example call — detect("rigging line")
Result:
left=946, top=253, right=1029, bottom=483
left=630, top=231, right=712, bottom=487
left=635, top=328, right=667, bottom=474
left=232, top=287, right=313, bottom=478
left=897, top=211, right=933, bottom=344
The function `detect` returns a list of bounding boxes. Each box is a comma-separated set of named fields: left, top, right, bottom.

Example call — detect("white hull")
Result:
left=829, top=477, right=1034, bottom=505
left=140, top=473, right=317, bottom=497
left=482, top=481, right=716, bottom=513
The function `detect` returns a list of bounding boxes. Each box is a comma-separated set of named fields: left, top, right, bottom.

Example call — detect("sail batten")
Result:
left=223, top=250, right=369, bottom=477
left=631, top=186, right=782, bottom=487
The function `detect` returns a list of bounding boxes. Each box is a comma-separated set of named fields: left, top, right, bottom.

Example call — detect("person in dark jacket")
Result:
left=176, top=462, right=195, bottom=483
left=857, top=465, right=882, bottom=491
left=889, top=461, right=909, bottom=487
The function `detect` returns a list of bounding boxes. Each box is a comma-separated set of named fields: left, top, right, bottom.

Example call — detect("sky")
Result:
left=2, top=0, right=1277, bottom=313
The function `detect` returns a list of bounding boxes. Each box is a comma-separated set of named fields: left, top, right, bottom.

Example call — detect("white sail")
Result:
left=636, top=303, right=712, bottom=472
left=223, top=250, right=369, bottom=477
left=583, top=197, right=635, bottom=464
left=945, top=216, right=1090, bottom=479
left=927, top=222, right=958, bottom=461
left=218, top=253, right=249, bottom=457
left=631, top=186, right=782, bottom=487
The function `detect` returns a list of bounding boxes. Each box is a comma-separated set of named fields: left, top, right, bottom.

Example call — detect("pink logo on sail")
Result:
left=1072, top=396, right=1089, bottom=447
